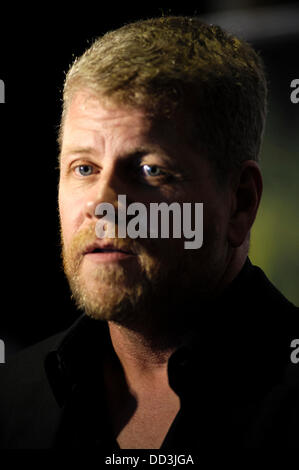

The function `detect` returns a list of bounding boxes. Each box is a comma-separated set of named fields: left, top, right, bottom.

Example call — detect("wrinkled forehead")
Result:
left=61, top=91, right=152, bottom=149
left=59, top=90, right=224, bottom=197
left=60, top=90, right=208, bottom=170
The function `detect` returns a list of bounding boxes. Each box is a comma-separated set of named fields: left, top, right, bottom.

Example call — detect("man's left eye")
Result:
left=142, top=164, right=163, bottom=177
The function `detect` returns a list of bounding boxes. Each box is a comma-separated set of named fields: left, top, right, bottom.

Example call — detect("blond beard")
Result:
left=60, top=221, right=224, bottom=340
left=61, top=223, right=178, bottom=328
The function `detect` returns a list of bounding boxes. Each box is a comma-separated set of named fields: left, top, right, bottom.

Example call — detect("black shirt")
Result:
left=0, top=258, right=298, bottom=452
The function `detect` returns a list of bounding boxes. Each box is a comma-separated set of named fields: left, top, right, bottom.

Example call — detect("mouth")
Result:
left=83, top=243, right=136, bottom=262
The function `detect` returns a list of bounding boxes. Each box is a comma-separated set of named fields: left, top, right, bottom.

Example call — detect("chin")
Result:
left=72, top=275, right=145, bottom=321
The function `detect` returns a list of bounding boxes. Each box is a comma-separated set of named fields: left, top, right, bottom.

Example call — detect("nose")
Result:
left=85, top=187, right=119, bottom=220
left=84, top=165, right=127, bottom=221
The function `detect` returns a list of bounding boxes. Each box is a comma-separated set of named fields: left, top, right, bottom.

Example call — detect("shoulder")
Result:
left=251, top=262, right=297, bottom=307
left=0, top=330, right=66, bottom=385
left=0, top=330, right=66, bottom=448
left=228, top=258, right=299, bottom=329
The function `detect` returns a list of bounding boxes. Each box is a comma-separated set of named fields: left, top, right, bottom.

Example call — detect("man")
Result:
left=0, top=16, right=298, bottom=452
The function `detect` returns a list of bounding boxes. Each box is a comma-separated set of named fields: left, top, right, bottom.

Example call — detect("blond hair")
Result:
left=58, top=16, right=267, bottom=182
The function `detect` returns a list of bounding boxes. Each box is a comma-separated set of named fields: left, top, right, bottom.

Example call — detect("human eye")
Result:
left=141, top=164, right=165, bottom=178
left=73, top=164, right=96, bottom=177
left=133, top=162, right=179, bottom=187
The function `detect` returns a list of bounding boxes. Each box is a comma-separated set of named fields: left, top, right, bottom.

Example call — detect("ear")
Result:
left=228, top=161, right=263, bottom=248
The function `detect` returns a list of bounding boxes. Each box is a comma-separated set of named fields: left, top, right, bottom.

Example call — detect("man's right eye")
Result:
left=74, top=165, right=94, bottom=177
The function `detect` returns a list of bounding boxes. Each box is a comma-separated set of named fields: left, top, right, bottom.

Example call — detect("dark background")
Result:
left=0, top=3, right=298, bottom=357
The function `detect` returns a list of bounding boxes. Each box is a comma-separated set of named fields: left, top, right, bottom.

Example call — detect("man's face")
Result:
left=58, top=90, right=231, bottom=329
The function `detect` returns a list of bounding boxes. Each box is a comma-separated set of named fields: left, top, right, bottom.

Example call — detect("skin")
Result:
left=58, top=89, right=263, bottom=448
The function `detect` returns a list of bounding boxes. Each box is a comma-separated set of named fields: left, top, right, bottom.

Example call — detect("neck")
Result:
left=215, top=248, right=248, bottom=295
left=107, top=249, right=247, bottom=387
left=107, top=321, right=180, bottom=388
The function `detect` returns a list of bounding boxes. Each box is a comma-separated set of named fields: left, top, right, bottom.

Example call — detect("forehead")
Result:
left=66, top=91, right=149, bottom=125
left=62, top=91, right=153, bottom=150
left=60, top=90, right=214, bottom=182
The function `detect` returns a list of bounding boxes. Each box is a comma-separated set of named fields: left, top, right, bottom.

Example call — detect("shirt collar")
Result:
left=44, top=314, right=111, bottom=407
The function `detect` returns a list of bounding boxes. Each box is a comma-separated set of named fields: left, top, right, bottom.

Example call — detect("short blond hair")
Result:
left=58, top=16, right=267, bottom=182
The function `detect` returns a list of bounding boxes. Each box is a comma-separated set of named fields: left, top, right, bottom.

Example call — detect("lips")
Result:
left=83, top=241, right=134, bottom=256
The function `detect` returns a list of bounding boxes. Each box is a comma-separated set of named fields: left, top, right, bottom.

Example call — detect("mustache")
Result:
left=62, top=222, right=153, bottom=258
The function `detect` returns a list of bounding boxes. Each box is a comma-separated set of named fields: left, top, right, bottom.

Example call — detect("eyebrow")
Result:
left=58, top=146, right=97, bottom=161
left=58, top=144, right=191, bottom=179
left=59, top=145, right=175, bottom=165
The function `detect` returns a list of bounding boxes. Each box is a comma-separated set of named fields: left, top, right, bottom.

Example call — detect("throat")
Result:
left=107, top=320, right=182, bottom=380
left=103, top=351, right=181, bottom=449
left=115, top=392, right=180, bottom=449
left=102, top=328, right=181, bottom=449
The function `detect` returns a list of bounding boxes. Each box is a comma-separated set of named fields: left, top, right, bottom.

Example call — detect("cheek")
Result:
left=58, top=186, right=86, bottom=248
left=202, top=201, right=228, bottom=247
